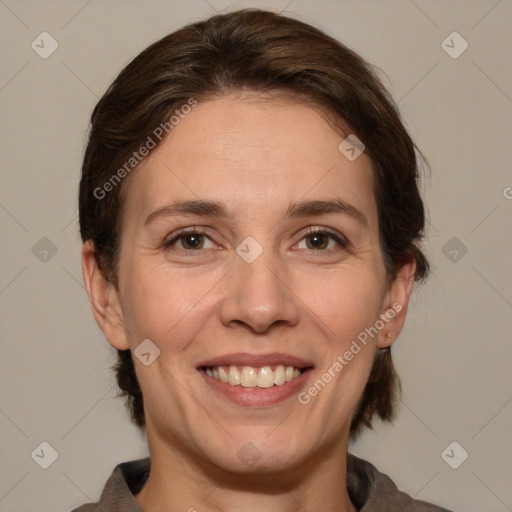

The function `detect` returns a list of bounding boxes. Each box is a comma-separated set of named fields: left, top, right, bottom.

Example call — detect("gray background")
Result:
left=1, top=1, right=511, bottom=511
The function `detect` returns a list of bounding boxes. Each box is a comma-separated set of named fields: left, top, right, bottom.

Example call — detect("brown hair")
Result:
left=79, top=8, right=430, bottom=439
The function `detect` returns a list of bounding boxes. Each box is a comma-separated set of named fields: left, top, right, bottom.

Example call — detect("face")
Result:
left=84, top=92, right=414, bottom=476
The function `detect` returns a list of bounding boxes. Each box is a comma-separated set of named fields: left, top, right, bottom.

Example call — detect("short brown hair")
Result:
left=79, top=8, right=430, bottom=439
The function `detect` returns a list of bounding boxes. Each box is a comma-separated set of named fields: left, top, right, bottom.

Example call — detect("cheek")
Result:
left=120, top=260, right=221, bottom=350
left=120, top=263, right=216, bottom=418
left=299, top=267, right=382, bottom=399
left=302, top=266, right=383, bottom=343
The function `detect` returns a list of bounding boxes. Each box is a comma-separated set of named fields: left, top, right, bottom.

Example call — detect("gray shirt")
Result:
left=71, top=453, right=453, bottom=511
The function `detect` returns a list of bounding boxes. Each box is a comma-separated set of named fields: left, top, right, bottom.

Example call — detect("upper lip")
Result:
left=197, top=352, right=314, bottom=369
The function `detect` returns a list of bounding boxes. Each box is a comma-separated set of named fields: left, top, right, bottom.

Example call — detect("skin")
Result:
left=82, top=91, right=416, bottom=512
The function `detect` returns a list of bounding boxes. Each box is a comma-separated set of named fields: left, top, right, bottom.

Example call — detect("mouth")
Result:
left=200, top=364, right=307, bottom=388
left=196, top=353, right=314, bottom=406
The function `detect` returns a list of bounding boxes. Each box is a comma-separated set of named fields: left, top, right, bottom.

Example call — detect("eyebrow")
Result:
left=143, top=198, right=368, bottom=229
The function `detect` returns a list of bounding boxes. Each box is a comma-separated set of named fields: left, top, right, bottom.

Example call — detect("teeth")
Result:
left=241, top=366, right=258, bottom=387
left=273, top=365, right=286, bottom=385
left=206, top=364, right=304, bottom=388
left=218, top=367, right=229, bottom=383
left=257, top=366, right=274, bottom=388
left=228, top=366, right=241, bottom=385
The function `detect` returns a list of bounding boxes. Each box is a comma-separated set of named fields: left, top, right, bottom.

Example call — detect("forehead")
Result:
left=123, top=94, right=377, bottom=229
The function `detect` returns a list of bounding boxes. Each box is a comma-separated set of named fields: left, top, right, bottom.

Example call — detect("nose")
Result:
left=219, top=247, right=301, bottom=334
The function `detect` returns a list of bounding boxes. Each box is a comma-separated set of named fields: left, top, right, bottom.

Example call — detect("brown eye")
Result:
left=306, top=232, right=330, bottom=250
left=297, top=228, right=348, bottom=251
left=179, top=233, right=205, bottom=250
left=163, top=229, right=215, bottom=252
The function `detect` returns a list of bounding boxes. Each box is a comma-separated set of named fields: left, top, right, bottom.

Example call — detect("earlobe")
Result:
left=81, top=240, right=130, bottom=350
left=377, top=258, right=417, bottom=349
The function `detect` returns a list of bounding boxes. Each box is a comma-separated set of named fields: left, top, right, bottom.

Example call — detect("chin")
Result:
left=203, top=431, right=308, bottom=475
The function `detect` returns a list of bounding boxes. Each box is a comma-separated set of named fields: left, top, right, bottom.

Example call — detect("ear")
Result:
left=376, top=258, right=416, bottom=349
left=81, top=240, right=130, bottom=350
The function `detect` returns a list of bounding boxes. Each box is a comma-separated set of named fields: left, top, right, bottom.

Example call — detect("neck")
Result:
left=135, top=428, right=357, bottom=512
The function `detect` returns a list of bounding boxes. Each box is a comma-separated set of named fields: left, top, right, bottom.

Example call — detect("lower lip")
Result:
left=198, top=368, right=314, bottom=407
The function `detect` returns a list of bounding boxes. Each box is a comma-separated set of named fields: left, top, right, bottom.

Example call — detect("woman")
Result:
left=75, top=8, right=452, bottom=511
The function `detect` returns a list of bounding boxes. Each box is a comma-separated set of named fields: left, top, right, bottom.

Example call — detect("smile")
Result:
left=196, top=352, right=315, bottom=406
left=202, top=365, right=304, bottom=388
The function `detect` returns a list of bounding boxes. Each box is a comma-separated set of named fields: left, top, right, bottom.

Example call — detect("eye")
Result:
left=163, top=226, right=349, bottom=254
left=295, top=227, right=348, bottom=251
left=163, top=227, right=216, bottom=252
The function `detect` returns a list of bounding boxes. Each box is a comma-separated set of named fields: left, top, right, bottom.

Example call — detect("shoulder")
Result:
left=347, top=453, right=454, bottom=511
left=69, top=457, right=150, bottom=512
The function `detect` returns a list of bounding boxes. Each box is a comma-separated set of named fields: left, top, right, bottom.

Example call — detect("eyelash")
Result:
left=162, top=226, right=349, bottom=254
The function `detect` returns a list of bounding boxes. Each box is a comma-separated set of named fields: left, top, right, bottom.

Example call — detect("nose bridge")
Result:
left=221, top=238, right=299, bottom=332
